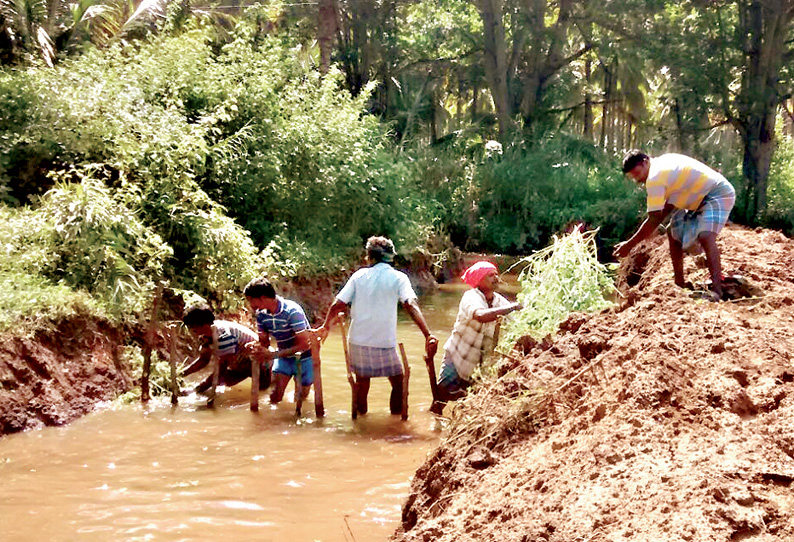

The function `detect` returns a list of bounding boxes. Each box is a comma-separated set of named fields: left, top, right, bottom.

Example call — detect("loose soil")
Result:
left=396, top=225, right=794, bottom=542
left=0, top=314, right=131, bottom=434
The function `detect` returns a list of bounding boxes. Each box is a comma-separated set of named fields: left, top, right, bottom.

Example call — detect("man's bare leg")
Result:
left=356, top=377, right=370, bottom=414
left=698, top=231, right=723, bottom=300
left=388, top=375, right=403, bottom=415
left=270, top=373, right=291, bottom=404
left=667, top=229, right=687, bottom=288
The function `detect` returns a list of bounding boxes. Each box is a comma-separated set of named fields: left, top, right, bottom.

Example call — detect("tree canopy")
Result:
left=1, top=0, right=793, bottom=327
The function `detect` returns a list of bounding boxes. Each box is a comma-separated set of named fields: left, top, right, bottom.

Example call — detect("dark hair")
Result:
left=622, top=149, right=649, bottom=174
left=365, top=236, right=395, bottom=263
left=183, top=304, right=215, bottom=328
left=244, top=277, right=276, bottom=299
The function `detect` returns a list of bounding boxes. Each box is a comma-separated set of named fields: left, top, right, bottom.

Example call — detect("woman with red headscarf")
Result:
left=430, top=261, right=522, bottom=415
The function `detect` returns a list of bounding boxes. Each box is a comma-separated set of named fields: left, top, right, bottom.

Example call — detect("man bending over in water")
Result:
left=182, top=304, right=270, bottom=393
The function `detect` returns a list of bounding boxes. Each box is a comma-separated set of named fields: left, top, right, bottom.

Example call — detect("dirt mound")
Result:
left=396, top=225, right=794, bottom=542
left=0, top=314, right=130, bottom=435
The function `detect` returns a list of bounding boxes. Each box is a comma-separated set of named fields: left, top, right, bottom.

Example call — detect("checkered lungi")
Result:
left=669, top=181, right=735, bottom=249
left=437, top=353, right=472, bottom=393
left=349, top=343, right=403, bottom=378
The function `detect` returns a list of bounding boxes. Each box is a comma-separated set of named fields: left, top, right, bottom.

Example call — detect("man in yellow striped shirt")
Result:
left=613, top=150, right=735, bottom=300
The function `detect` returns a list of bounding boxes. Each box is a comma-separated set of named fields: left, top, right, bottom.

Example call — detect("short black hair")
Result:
left=365, top=236, right=395, bottom=263
left=183, top=304, right=215, bottom=328
left=244, top=277, right=276, bottom=299
left=622, top=149, right=649, bottom=174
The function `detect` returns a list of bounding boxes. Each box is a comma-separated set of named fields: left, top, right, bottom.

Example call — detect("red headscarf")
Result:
left=461, top=261, right=498, bottom=288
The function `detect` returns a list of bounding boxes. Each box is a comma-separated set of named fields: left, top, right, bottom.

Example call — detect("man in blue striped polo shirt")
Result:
left=182, top=304, right=270, bottom=393
left=244, top=278, right=313, bottom=405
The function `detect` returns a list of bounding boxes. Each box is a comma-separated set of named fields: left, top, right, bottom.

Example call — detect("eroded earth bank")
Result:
left=396, top=225, right=794, bottom=542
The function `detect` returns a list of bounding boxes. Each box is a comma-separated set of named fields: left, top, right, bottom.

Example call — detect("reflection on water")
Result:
left=0, top=290, right=474, bottom=542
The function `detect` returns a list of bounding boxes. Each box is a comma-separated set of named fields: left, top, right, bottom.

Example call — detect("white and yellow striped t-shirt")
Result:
left=645, top=153, right=729, bottom=212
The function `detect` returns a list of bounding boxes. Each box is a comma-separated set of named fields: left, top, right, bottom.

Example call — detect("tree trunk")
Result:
left=477, top=0, right=511, bottom=140
left=472, top=83, right=479, bottom=122
left=457, top=69, right=465, bottom=130
left=584, top=58, right=593, bottom=139
left=318, top=0, right=339, bottom=76
left=740, top=116, right=776, bottom=223
left=600, top=66, right=611, bottom=149
left=734, top=0, right=793, bottom=222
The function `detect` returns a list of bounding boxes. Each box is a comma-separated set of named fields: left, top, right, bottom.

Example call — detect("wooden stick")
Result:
left=424, top=339, right=441, bottom=411
left=295, top=355, right=303, bottom=417
left=493, top=315, right=503, bottom=351
left=339, top=318, right=358, bottom=420
left=399, top=343, right=410, bottom=421
left=311, top=331, right=325, bottom=418
left=250, top=350, right=260, bottom=412
left=141, top=283, right=163, bottom=403
left=555, top=357, right=601, bottom=394
left=168, top=324, right=179, bottom=405
left=207, top=324, right=221, bottom=408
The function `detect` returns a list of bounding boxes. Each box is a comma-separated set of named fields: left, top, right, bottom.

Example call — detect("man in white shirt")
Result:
left=318, top=236, right=438, bottom=415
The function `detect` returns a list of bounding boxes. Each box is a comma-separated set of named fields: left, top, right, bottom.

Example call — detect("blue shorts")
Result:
left=273, top=356, right=313, bottom=387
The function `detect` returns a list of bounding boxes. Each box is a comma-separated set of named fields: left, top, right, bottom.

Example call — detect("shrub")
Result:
left=500, top=228, right=616, bottom=346
left=0, top=205, right=102, bottom=332
left=764, top=132, right=794, bottom=236
left=470, top=135, right=644, bottom=255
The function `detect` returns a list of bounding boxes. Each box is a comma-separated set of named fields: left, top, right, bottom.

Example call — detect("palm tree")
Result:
left=0, top=0, right=168, bottom=65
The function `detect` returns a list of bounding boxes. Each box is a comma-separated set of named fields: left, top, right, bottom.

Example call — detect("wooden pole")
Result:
left=207, top=324, right=221, bottom=408
left=339, top=318, right=358, bottom=420
left=493, top=315, right=503, bottom=351
left=295, top=355, right=303, bottom=417
left=250, top=351, right=260, bottom=412
left=311, top=331, right=325, bottom=418
left=399, top=343, right=410, bottom=421
left=168, top=324, right=179, bottom=405
left=424, top=339, right=441, bottom=412
left=141, top=283, right=163, bottom=403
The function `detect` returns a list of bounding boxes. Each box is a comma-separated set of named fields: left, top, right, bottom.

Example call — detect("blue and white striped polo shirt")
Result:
left=255, top=297, right=311, bottom=361
left=214, top=320, right=258, bottom=356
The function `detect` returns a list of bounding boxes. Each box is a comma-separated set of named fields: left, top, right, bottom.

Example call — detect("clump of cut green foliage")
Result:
left=500, top=228, right=616, bottom=347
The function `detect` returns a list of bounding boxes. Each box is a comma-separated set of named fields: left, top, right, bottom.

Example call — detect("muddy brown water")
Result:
left=0, top=288, right=481, bottom=542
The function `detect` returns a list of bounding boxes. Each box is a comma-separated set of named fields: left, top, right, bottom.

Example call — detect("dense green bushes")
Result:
left=407, top=133, right=645, bottom=256
left=0, top=19, right=443, bottom=327
left=0, top=11, right=726, bottom=333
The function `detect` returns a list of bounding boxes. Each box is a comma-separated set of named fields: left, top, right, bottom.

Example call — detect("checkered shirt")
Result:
left=443, top=288, right=511, bottom=380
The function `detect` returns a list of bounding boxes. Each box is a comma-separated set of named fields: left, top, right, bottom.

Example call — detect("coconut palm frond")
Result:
left=80, top=0, right=166, bottom=48
left=1, top=0, right=47, bottom=42
left=123, top=0, right=163, bottom=31
left=35, top=23, right=53, bottom=65
left=0, top=0, right=62, bottom=63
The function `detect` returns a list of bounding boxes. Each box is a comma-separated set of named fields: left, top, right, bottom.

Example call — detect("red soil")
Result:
left=0, top=314, right=130, bottom=434
left=396, top=225, right=794, bottom=542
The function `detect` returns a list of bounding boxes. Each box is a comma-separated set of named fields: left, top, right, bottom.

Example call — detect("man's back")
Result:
left=337, top=263, right=416, bottom=348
